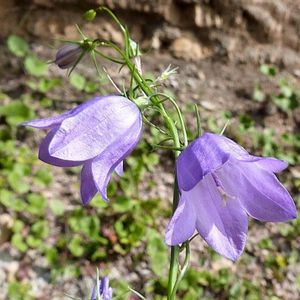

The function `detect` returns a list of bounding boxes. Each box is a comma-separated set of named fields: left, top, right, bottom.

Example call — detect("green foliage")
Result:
left=12, top=233, right=28, bottom=252
left=7, top=35, right=29, bottom=57
left=69, top=72, right=105, bottom=93
left=260, top=64, right=277, bottom=77
left=0, top=100, right=35, bottom=126
left=27, top=78, right=62, bottom=93
left=272, top=79, right=299, bottom=112
left=147, top=229, right=168, bottom=276
left=49, top=199, right=65, bottom=216
left=24, top=56, right=48, bottom=76
left=252, top=82, right=265, bottom=102
left=2, top=35, right=299, bottom=300
left=7, top=281, right=33, bottom=300
left=69, top=72, right=86, bottom=90
left=254, top=64, right=299, bottom=112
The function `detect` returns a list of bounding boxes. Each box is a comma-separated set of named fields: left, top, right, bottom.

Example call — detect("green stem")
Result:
left=122, top=57, right=186, bottom=299
left=149, top=92, right=188, bottom=147
left=124, top=57, right=188, bottom=300
left=167, top=176, right=180, bottom=300
left=170, top=242, right=190, bottom=300
left=94, top=39, right=188, bottom=300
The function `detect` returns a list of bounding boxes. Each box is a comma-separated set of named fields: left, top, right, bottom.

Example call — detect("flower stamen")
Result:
left=212, top=173, right=236, bottom=206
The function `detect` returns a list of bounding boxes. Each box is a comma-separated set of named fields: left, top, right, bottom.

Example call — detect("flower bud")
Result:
left=54, top=44, right=82, bottom=69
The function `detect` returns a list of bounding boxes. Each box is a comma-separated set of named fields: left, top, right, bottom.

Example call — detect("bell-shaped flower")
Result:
left=165, top=132, right=297, bottom=261
left=23, top=95, right=142, bottom=205
left=54, top=43, right=83, bottom=69
left=90, top=276, right=112, bottom=300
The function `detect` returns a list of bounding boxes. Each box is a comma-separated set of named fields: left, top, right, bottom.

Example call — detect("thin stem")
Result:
left=92, top=24, right=189, bottom=299
left=220, top=119, right=230, bottom=135
left=122, top=55, right=188, bottom=300
left=189, top=233, right=199, bottom=243
left=127, top=287, right=148, bottom=300
left=142, top=115, right=169, bottom=136
left=97, top=6, right=126, bottom=33
left=194, top=103, right=202, bottom=137
left=149, top=92, right=188, bottom=147
left=102, top=67, right=123, bottom=94
left=170, top=242, right=190, bottom=300
left=93, top=49, right=124, bottom=64
left=153, top=145, right=184, bottom=151
left=167, top=177, right=180, bottom=299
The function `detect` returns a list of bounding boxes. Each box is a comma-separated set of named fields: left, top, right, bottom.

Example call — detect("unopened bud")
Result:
left=134, top=95, right=150, bottom=108
left=54, top=44, right=82, bottom=69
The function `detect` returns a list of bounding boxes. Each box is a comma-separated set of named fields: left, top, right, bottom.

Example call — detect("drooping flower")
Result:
left=54, top=43, right=83, bottom=69
left=165, top=132, right=297, bottom=261
left=23, top=95, right=142, bottom=205
left=90, top=276, right=112, bottom=300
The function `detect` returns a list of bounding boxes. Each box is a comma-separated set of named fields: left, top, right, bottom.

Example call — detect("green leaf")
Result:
left=260, top=64, right=277, bottom=77
left=280, top=85, right=293, bottom=98
left=7, top=171, right=30, bottom=194
left=69, top=73, right=86, bottom=90
left=142, top=153, right=159, bottom=170
left=272, top=96, right=292, bottom=112
left=40, top=97, right=53, bottom=108
left=45, top=247, right=58, bottom=265
left=0, top=100, right=35, bottom=126
left=253, top=85, right=265, bottom=102
left=68, top=235, right=85, bottom=257
left=12, top=220, right=24, bottom=233
left=49, top=199, right=65, bottom=216
left=239, top=114, right=254, bottom=131
left=34, top=169, right=52, bottom=186
left=84, top=81, right=99, bottom=93
left=12, top=234, right=28, bottom=252
left=31, top=220, right=49, bottom=239
left=7, top=35, right=29, bottom=57
left=79, top=216, right=100, bottom=238
left=8, top=281, right=31, bottom=300
left=26, top=235, right=42, bottom=248
left=37, top=78, right=61, bottom=93
left=27, top=193, right=46, bottom=216
left=112, top=196, right=133, bottom=213
left=146, top=229, right=168, bottom=276
left=1, top=190, right=14, bottom=208
left=24, top=56, right=48, bottom=76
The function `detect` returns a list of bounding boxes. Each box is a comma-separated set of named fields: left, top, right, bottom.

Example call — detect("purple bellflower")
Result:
left=54, top=44, right=83, bottom=69
left=165, top=132, right=297, bottom=261
left=23, top=95, right=142, bottom=205
left=90, top=276, right=112, bottom=300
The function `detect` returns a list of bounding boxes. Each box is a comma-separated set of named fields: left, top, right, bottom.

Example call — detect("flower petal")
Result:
left=22, top=97, right=101, bottom=129
left=165, top=194, right=196, bottom=245
left=39, top=128, right=84, bottom=167
left=216, top=160, right=297, bottom=222
left=55, top=44, right=82, bottom=69
left=187, top=174, right=248, bottom=261
left=22, top=111, right=72, bottom=129
left=115, top=161, right=123, bottom=177
left=91, top=115, right=142, bottom=201
left=80, top=162, right=98, bottom=205
left=176, top=133, right=230, bottom=191
left=49, top=96, right=141, bottom=161
left=176, top=132, right=288, bottom=192
left=253, top=157, right=288, bottom=173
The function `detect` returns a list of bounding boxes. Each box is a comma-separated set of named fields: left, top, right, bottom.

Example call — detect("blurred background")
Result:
left=0, top=0, right=299, bottom=299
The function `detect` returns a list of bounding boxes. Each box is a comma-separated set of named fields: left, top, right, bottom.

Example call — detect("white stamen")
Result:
left=212, top=173, right=236, bottom=206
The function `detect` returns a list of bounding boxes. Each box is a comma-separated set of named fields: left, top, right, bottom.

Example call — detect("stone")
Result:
left=170, top=36, right=211, bottom=61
